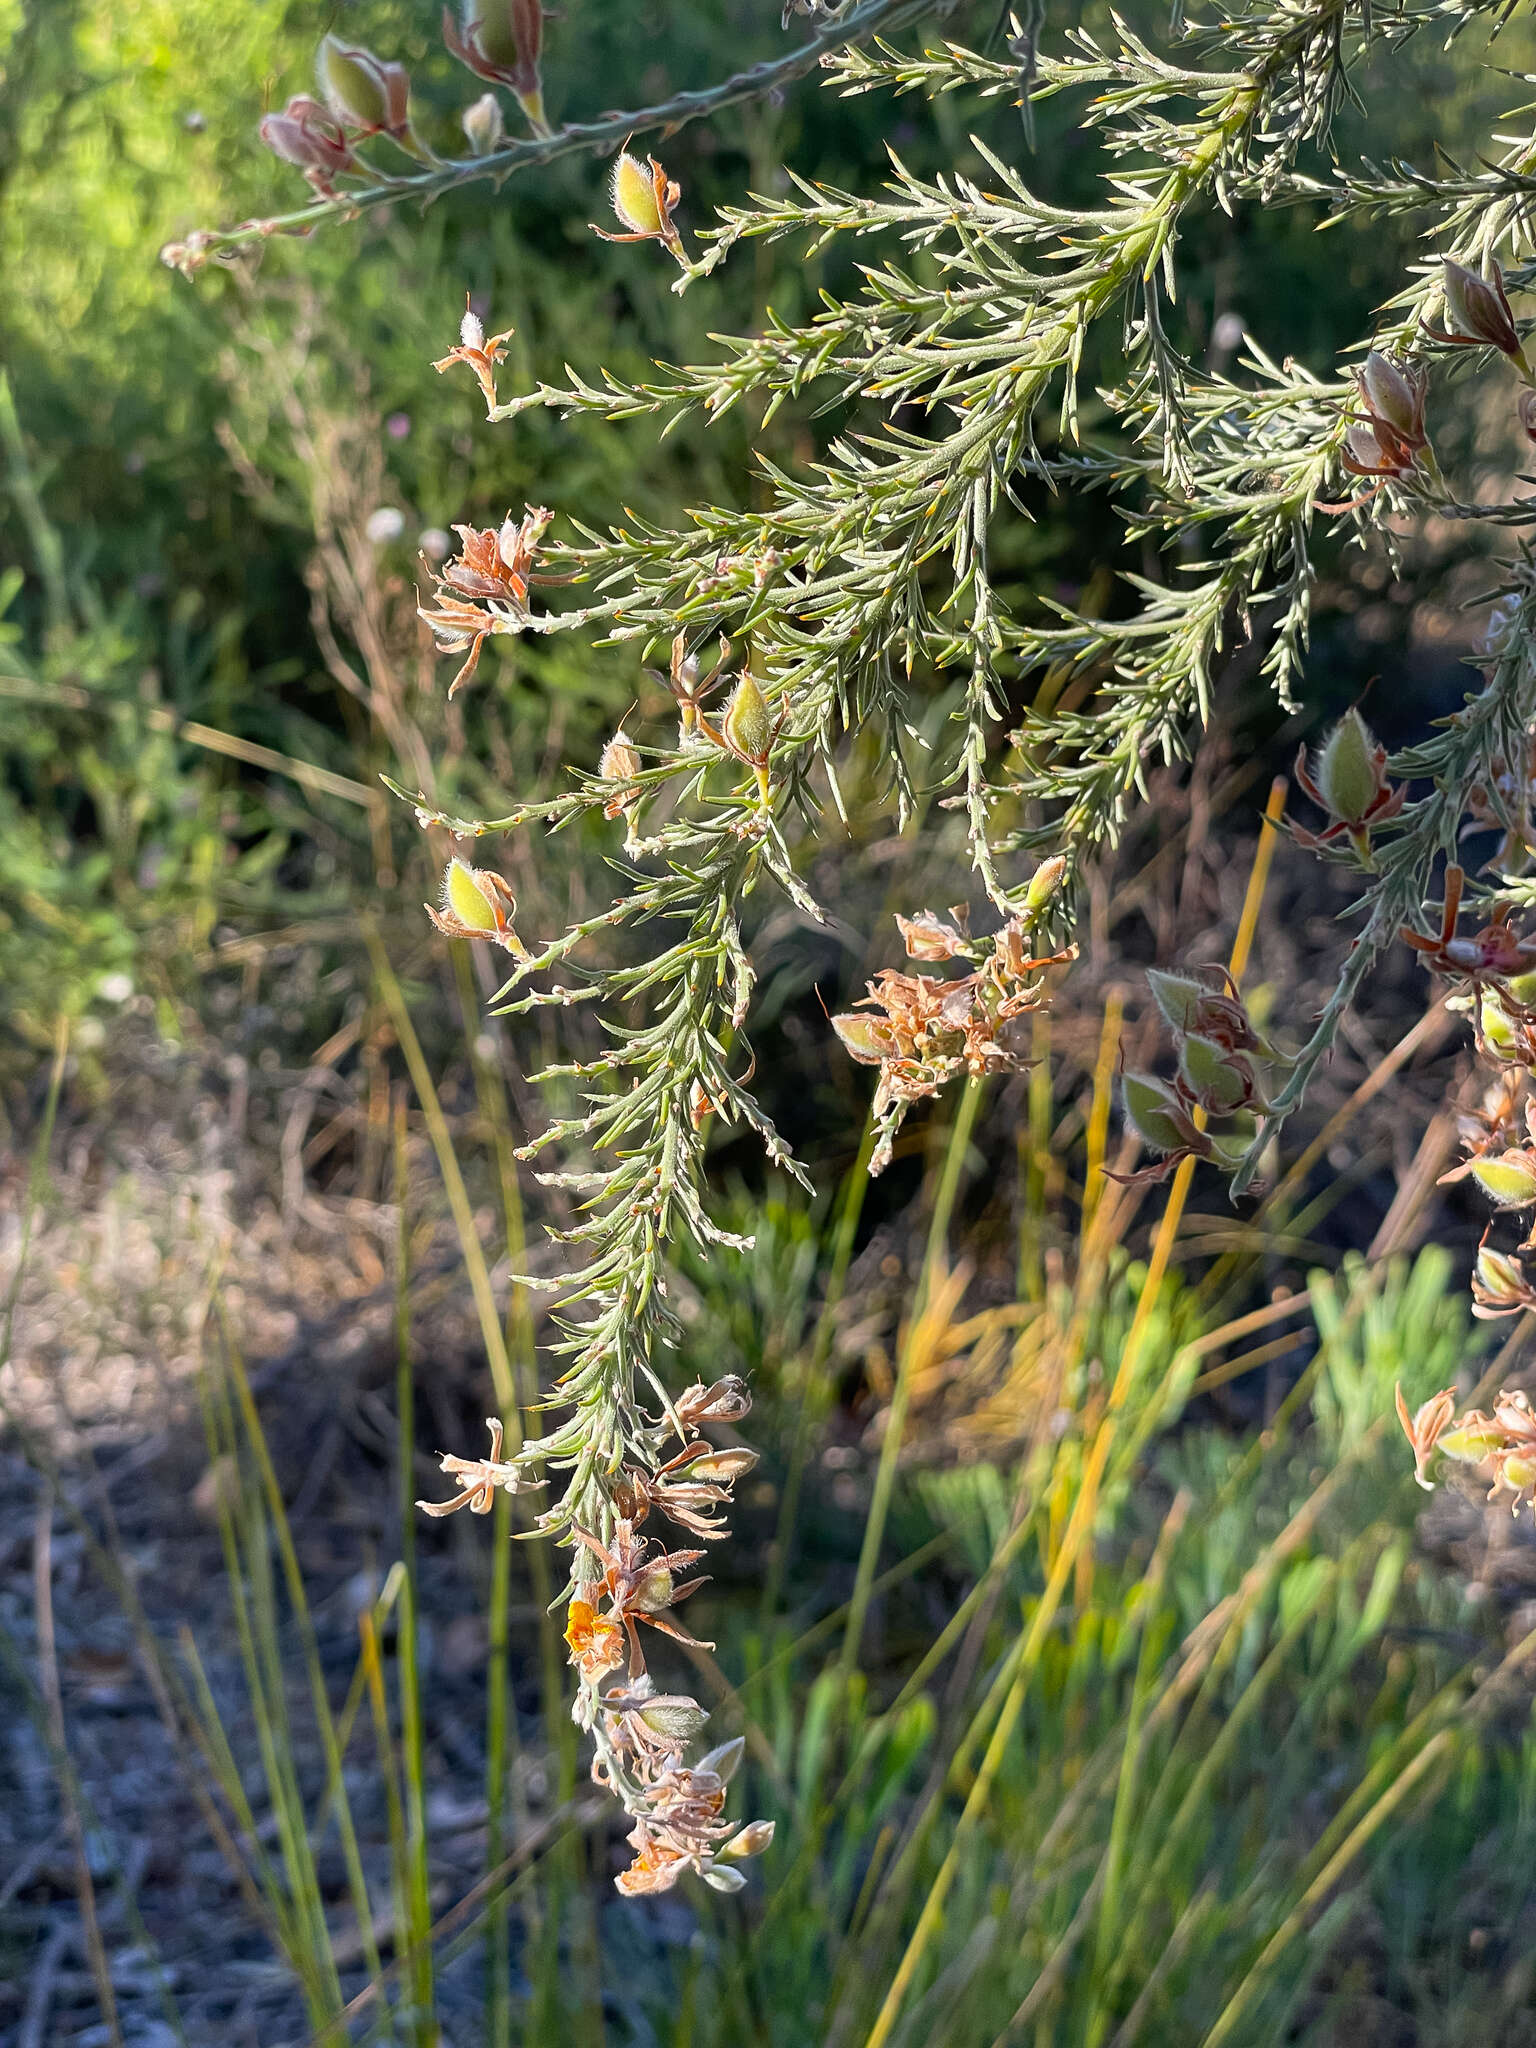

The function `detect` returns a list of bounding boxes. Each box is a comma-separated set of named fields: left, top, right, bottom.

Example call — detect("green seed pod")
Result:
left=461, top=0, right=520, bottom=72
left=1500, top=1449, right=1536, bottom=1492
left=1317, top=710, right=1380, bottom=826
left=1025, top=853, right=1068, bottom=914
left=1359, top=352, right=1422, bottom=441
left=1177, top=1033, right=1252, bottom=1117
left=316, top=36, right=410, bottom=135
left=445, top=858, right=502, bottom=933
left=636, top=1695, right=709, bottom=1741
left=832, top=1012, right=896, bottom=1065
left=723, top=672, right=772, bottom=762
left=672, top=1445, right=759, bottom=1484
left=1442, top=259, right=1520, bottom=355
left=1146, top=969, right=1207, bottom=1036
left=1437, top=1419, right=1506, bottom=1462
left=1477, top=992, right=1520, bottom=1057
left=1122, top=1072, right=1196, bottom=1155
left=1472, top=1151, right=1536, bottom=1209
left=612, top=152, right=665, bottom=237
left=1475, top=1243, right=1528, bottom=1306
left=721, top=1819, right=775, bottom=1860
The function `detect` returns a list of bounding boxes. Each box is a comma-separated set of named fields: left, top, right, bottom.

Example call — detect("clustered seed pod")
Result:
left=1396, top=1381, right=1536, bottom=1515
left=831, top=872, right=1077, bottom=1175
left=1117, top=966, right=1291, bottom=1187
left=417, top=496, right=549, bottom=694
left=554, top=1378, right=773, bottom=1895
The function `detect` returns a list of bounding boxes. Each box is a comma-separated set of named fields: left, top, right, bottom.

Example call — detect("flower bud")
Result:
left=1177, top=1034, right=1253, bottom=1117
left=461, top=91, right=505, bottom=156
left=1359, top=352, right=1423, bottom=443
left=723, top=672, right=772, bottom=763
left=1122, top=1072, right=1198, bottom=1156
left=1471, top=1150, right=1536, bottom=1209
left=702, top=1862, right=749, bottom=1892
left=317, top=36, right=411, bottom=136
left=1025, top=854, right=1068, bottom=914
left=1499, top=1448, right=1536, bottom=1494
left=1441, top=259, right=1520, bottom=355
left=721, top=1819, right=776, bottom=1860
left=1316, top=710, right=1381, bottom=827
left=612, top=152, right=666, bottom=237
left=697, top=1736, right=746, bottom=1783
left=832, top=1012, right=898, bottom=1065
left=636, top=1695, right=709, bottom=1742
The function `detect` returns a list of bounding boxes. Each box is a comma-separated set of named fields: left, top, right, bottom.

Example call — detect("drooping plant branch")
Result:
left=160, top=0, right=930, bottom=276
left=186, top=0, right=1536, bottom=1901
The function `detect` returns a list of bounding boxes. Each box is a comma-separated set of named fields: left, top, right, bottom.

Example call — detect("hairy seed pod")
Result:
left=1177, top=1033, right=1253, bottom=1117
left=632, top=1565, right=676, bottom=1613
left=612, top=152, right=666, bottom=236
left=1475, top=1243, right=1528, bottom=1306
left=1316, top=710, right=1381, bottom=826
left=1145, top=968, right=1207, bottom=1036
left=445, top=859, right=504, bottom=932
left=1471, top=1151, right=1536, bottom=1208
left=832, top=1012, right=898, bottom=1064
left=1025, top=853, right=1068, bottom=913
left=636, top=1696, right=709, bottom=1741
left=1122, top=1072, right=1197, bottom=1155
left=723, top=672, right=772, bottom=762
left=1437, top=1418, right=1507, bottom=1461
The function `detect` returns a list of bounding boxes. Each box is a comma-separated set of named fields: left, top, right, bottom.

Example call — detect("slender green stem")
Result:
left=839, top=1076, right=984, bottom=1684
left=762, top=1107, right=878, bottom=1627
